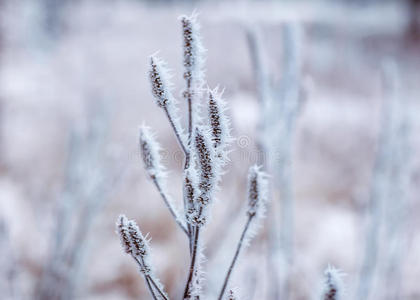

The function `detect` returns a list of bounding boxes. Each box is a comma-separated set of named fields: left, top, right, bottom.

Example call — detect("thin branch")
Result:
left=218, top=215, right=253, bottom=300
left=163, top=106, right=188, bottom=156
left=145, top=277, right=159, bottom=300
left=185, top=81, right=194, bottom=249
left=134, top=257, right=160, bottom=300
left=183, top=226, right=200, bottom=299
left=151, top=176, right=188, bottom=235
left=185, top=78, right=193, bottom=169
left=148, top=276, right=169, bottom=300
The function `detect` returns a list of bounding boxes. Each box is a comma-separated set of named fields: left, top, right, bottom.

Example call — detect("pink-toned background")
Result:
left=0, top=0, right=419, bottom=299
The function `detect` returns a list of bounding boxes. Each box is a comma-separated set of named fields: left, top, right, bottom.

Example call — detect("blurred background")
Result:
left=0, top=0, right=419, bottom=299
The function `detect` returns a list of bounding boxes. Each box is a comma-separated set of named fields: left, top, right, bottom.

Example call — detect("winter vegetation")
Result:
left=117, top=14, right=268, bottom=300
left=0, top=0, right=420, bottom=300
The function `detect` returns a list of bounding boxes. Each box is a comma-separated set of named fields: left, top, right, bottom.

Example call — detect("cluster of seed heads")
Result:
left=116, top=215, right=151, bottom=275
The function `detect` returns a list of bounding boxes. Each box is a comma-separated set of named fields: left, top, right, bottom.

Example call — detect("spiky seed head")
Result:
left=180, top=13, right=204, bottom=81
left=116, top=215, right=131, bottom=254
left=139, top=125, right=163, bottom=179
left=207, top=88, right=231, bottom=163
left=127, top=220, right=152, bottom=275
left=149, top=55, right=173, bottom=108
left=208, top=91, right=222, bottom=148
left=322, top=265, right=344, bottom=300
left=184, top=168, right=198, bottom=224
left=182, top=16, right=195, bottom=74
left=247, top=165, right=268, bottom=218
left=194, top=127, right=215, bottom=194
left=127, top=221, right=147, bottom=256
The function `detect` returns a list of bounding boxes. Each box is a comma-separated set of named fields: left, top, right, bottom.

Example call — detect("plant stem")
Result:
left=164, top=106, right=188, bottom=156
left=148, top=276, right=169, bottom=300
left=152, top=176, right=188, bottom=235
left=134, top=257, right=159, bottom=300
left=218, top=215, right=253, bottom=300
left=145, top=277, right=159, bottom=300
left=183, top=226, right=200, bottom=299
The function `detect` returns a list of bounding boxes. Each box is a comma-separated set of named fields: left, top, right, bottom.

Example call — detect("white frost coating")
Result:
left=207, top=87, right=232, bottom=167
left=139, top=125, right=164, bottom=180
left=189, top=240, right=205, bottom=299
left=190, top=126, right=219, bottom=226
left=322, top=265, right=344, bottom=300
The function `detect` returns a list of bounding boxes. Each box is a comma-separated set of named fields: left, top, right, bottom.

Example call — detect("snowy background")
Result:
left=0, top=0, right=419, bottom=299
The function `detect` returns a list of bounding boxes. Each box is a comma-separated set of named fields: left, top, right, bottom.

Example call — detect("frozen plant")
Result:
left=116, top=215, right=168, bottom=300
left=116, top=13, right=267, bottom=300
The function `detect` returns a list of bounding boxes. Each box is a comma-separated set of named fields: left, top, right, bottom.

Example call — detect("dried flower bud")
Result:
left=127, top=220, right=152, bottom=275
left=247, top=165, right=268, bottom=218
left=207, top=88, right=231, bottom=163
left=180, top=13, right=205, bottom=86
left=184, top=167, right=198, bottom=224
left=194, top=127, right=215, bottom=195
left=139, top=125, right=163, bottom=179
left=322, top=265, right=344, bottom=300
left=149, top=55, right=173, bottom=108
left=116, top=215, right=131, bottom=254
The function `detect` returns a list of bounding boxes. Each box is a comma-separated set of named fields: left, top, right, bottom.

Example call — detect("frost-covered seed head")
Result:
left=322, top=265, right=344, bottom=300
left=139, top=126, right=163, bottom=179
left=127, top=221, right=147, bottom=257
left=247, top=165, right=268, bottom=218
left=116, top=215, right=131, bottom=254
left=209, top=91, right=222, bottom=148
left=184, top=168, right=198, bottom=224
left=194, top=127, right=214, bottom=194
left=149, top=56, right=171, bottom=108
left=181, top=14, right=203, bottom=79
left=207, top=88, right=231, bottom=163
left=182, top=17, right=194, bottom=71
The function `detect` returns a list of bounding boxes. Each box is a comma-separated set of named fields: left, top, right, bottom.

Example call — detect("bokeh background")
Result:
left=0, top=0, right=419, bottom=299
